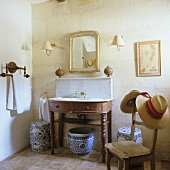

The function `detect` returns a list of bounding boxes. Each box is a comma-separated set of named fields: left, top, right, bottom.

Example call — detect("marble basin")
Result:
left=49, top=97, right=112, bottom=102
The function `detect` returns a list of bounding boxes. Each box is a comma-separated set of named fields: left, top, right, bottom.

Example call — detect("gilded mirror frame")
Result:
left=69, top=30, right=100, bottom=72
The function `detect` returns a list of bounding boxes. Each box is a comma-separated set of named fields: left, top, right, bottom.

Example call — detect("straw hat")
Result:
left=120, top=90, right=141, bottom=113
left=136, top=92, right=170, bottom=129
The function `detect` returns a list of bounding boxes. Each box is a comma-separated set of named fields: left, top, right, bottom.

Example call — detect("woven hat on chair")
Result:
left=136, top=92, right=170, bottom=129
left=120, top=90, right=141, bottom=113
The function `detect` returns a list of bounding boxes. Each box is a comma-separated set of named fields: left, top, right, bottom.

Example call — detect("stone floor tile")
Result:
left=81, top=160, right=97, bottom=168
left=0, top=147, right=170, bottom=170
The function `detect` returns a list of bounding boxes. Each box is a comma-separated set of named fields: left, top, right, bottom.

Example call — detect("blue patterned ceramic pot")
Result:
left=68, top=127, right=94, bottom=156
left=30, top=121, right=51, bottom=152
left=117, top=127, right=143, bottom=145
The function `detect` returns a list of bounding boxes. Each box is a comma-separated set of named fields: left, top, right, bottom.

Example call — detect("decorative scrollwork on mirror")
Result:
left=69, top=30, right=100, bottom=72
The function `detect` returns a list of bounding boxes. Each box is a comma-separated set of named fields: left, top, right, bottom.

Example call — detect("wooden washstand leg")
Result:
left=50, top=111, right=54, bottom=154
left=101, top=113, right=106, bottom=162
left=107, top=110, right=112, bottom=143
left=59, top=113, right=64, bottom=147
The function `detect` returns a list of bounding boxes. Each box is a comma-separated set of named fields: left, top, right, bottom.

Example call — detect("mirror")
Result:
left=69, top=30, right=100, bottom=72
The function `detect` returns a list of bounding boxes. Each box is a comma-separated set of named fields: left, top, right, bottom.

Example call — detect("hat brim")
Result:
left=120, top=90, right=140, bottom=113
left=136, top=95, right=170, bottom=129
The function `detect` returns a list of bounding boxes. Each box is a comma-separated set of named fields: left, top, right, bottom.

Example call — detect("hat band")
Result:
left=140, top=92, right=151, bottom=98
left=146, top=98, right=164, bottom=119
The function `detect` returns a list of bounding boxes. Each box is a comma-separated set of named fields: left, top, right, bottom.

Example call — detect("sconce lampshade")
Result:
left=111, top=35, right=125, bottom=51
left=42, top=41, right=53, bottom=56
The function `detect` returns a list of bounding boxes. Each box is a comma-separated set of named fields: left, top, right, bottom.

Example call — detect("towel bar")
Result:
left=0, top=73, right=13, bottom=77
left=0, top=61, right=30, bottom=78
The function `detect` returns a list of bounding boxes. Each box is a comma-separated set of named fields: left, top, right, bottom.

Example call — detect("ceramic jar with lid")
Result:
left=55, top=68, right=64, bottom=78
left=104, top=66, right=113, bottom=77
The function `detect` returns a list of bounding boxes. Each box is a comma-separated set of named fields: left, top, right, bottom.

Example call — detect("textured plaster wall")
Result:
left=0, top=0, right=32, bottom=162
left=32, top=0, right=170, bottom=159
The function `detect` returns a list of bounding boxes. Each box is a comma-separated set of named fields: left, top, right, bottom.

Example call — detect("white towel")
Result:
left=7, top=77, right=16, bottom=110
left=39, top=97, right=50, bottom=122
left=7, top=74, right=31, bottom=114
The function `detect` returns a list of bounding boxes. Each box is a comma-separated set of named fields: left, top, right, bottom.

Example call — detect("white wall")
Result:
left=0, top=0, right=32, bottom=162
left=32, top=0, right=170, bottom=159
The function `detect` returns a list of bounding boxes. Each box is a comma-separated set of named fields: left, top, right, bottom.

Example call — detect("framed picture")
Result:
left=137, top=40, right=161, bottom=77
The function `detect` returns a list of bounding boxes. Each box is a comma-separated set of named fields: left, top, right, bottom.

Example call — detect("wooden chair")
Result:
left=105, top=99, right=158, bottom=170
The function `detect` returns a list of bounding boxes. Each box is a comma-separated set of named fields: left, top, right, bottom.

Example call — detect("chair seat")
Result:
left=105, top=141, right=151, bottom=159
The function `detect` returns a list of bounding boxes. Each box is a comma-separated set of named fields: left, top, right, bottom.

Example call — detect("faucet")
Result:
left=74, top=91, right=79, bottom=98
left=80, top=91, right=88, bottom=98
left=84, top=91, right=88, bottom=98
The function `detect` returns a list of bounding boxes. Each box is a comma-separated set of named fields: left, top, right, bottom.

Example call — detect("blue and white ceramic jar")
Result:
left=117, top=127, right=143, bottom=145
left=30, top=121, right=51, bottom=152
left=68, top=127, right=94, bottom=156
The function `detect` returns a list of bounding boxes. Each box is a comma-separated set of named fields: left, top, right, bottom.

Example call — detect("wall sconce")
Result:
left=41, top=41, right=55, bottom=56
left=111, top=35, right=125, bottom=51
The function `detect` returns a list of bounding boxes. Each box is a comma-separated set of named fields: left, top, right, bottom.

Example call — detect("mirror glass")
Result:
left=69, top=31, right=100, bottom=72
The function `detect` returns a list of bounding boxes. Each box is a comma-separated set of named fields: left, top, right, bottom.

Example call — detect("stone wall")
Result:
left=32, top=0, right=170, bottom=159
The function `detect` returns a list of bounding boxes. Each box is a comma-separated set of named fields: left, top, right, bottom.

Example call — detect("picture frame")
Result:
left=136, top=40, right=161, bottom=77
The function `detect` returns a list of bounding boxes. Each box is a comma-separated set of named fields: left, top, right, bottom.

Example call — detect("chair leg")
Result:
left=106, top=149, right=112, bottom=170
left=141, top=162, right=144, bottom=170
left=118, top=160, right=123, bottom=170
left=124, top=159, right=130, bottom=170
left=150, top=160, right=155, bottom=170
left=135, top=163, right=144, bottom=170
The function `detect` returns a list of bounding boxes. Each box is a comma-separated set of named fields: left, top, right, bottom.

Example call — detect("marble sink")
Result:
left=51, top=77, right=113, bottom=103
left=49, top=97, right=112, bottom=102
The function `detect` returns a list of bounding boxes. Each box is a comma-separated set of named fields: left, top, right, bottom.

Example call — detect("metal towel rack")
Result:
left=0, top=61, right=30, bottom=78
